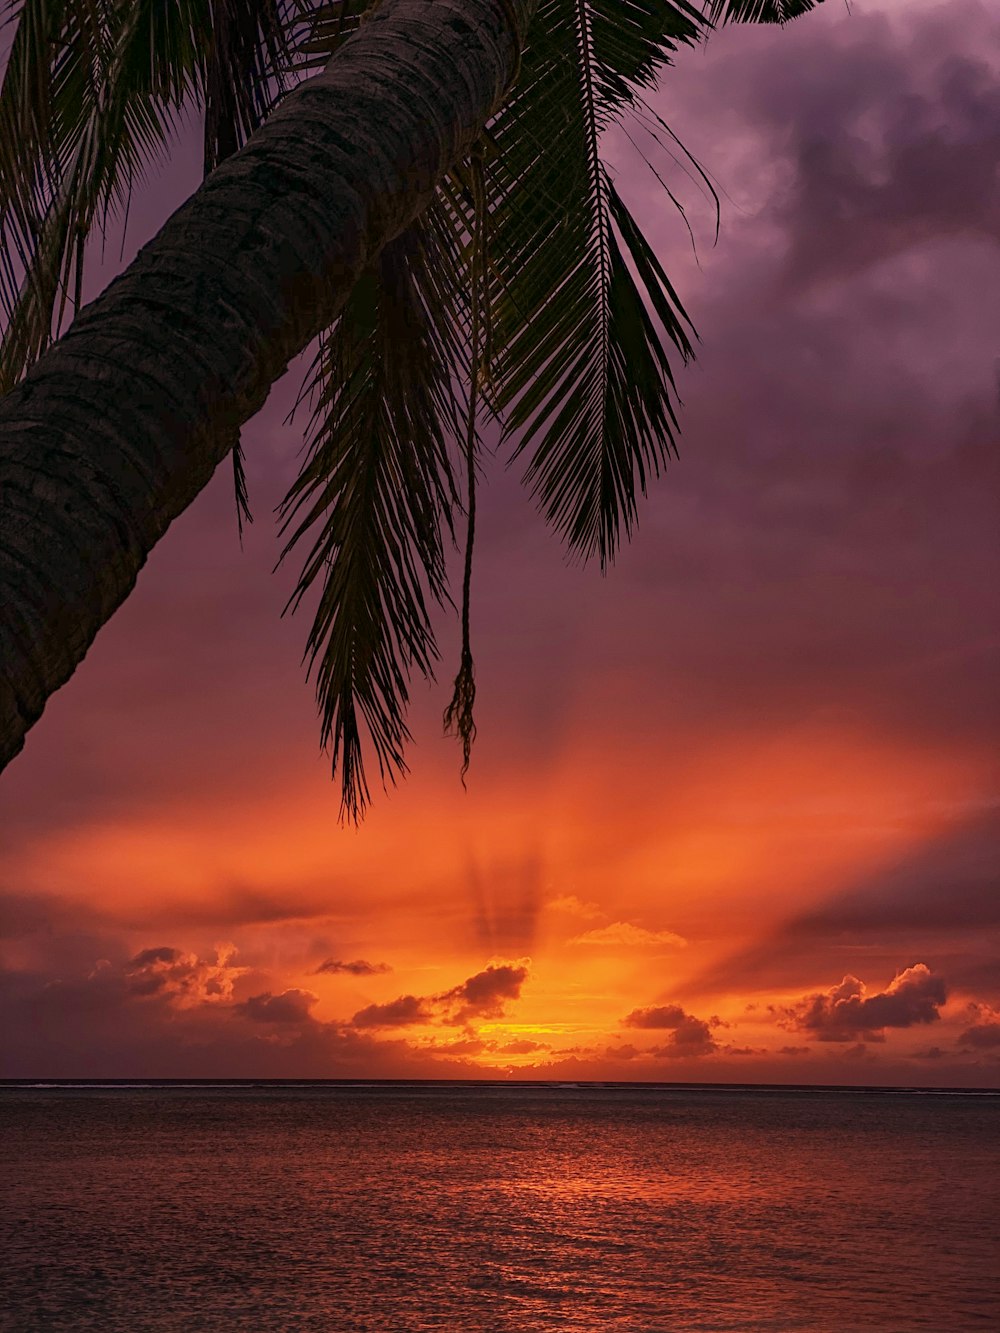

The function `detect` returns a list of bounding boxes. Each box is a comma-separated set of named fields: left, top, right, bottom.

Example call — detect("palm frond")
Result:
left=486, top=0, right=701, bottom=565
left=705, top=0, right=824, bottom=24
left=0, top=0, right=308, bottom=397
left=0, top=0, right=197, bottom=391
left=281, top=0, right=368, bottom=73
left=203, top=0, right=303, bottom=174
left=199, top=0, right=306, bottom=525
left=279, top=205, right=467, bottom=820
left=588, top=0, right=706, bottom=107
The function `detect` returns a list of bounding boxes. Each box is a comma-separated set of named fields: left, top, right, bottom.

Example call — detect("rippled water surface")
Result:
left=1, top=1083, right=997, bottom=1331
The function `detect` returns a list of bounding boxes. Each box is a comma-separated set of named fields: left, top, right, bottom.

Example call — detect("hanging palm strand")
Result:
left=278, top=205, right=466, bottom=821
left=443, top=144, right=491, bottom=783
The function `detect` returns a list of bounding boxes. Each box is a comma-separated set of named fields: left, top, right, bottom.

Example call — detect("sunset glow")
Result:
left=2, top=0, right=998, bottom=1087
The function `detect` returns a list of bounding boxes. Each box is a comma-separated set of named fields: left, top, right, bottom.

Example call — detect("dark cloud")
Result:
left=0, top=890, right=84, bottom=939
left=604, top=1044, right=641, bottom=1062
left=787, top=964, right=947, bottom=1042
left=497, top=1039, right=549, bottom=1055
left=913, top=1046, right=948, bottom=1062
left=165, top=889, right=330, bottom=929
left=958, top=1022, right=1000, bottom=1051
left=622, top=1004, right=688, bottom=1030
left=688, top=810, right=1000, bottom=999
left=129, top=946, right=182, bottom=968
left=623, top=1004, right=718, bottom=1059
left=660, top=0, right=1000, bottom=286
left=235, top=989, right=318, bottom=1025
left=439, top=963, right=528, bottom=1025
left=118, top=886, right=359, bottom=932
left=9, top=963, right=129, bottom=1017
left=778, top=1046, right=811, bottom=1057
left=0, top=958, right=491, bottom=1079
left=313, top=958, right=391, bottom=976
left=122, top=944, right=247, bottom=1005
left=345, top=962, right=529, bottom=1031
left=350, top=995, right=431, bottom=1028
left=654, top=1016, right=718, bottom=1060
left=1, top=937, right=527, bottom=1078
left=0, top=881, right=372, bottom=945
left=0, top=891, right=126, bottom=983
left=419, top=1036, right=488, bottom=1057
left=1, top=943, right=249, bottom=1022
left=950, top=958, right=1000, bottom=998
left=767, top=19, right=1000, bottom=292
left=606, top=0, right=1000, bottom=773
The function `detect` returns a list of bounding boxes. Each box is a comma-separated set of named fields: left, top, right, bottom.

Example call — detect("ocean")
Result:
left=1, top=1082, right=997, bottom=1331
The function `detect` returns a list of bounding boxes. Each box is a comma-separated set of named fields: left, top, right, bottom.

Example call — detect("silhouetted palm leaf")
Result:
left=281, top=0, right=366, bottom=70
left=706, top=0, right=824, bottom=24
left=0, top=0, right=301, bottom=394
left=1, top=1, right=175, bottom=388
left=485, top=0, right=702, bottom=564
left=278, top=207, right=466, bottom=820
left=202, top=0, right=297, bottom=172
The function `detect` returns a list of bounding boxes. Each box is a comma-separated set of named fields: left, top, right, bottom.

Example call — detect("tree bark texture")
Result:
left=0, top=0, right=536, bottom=773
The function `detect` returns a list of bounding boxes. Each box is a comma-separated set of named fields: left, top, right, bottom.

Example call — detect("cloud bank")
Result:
left=787, top=965, right=947, bottom=1042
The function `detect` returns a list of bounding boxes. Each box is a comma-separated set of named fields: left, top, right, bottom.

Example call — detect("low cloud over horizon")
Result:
left=313, top=958, right=392, bottom=977
left=1, top=905, right=995, bottom=1082
left=783, top=964, right=948, bottom=1043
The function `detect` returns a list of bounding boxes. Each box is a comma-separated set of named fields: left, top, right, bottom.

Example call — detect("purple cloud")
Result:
left=347, top=962, right=530, bottom=1030
left=958, top=1021, right=1000, bottom=1050
left=788, top=964, right=947, bottom=1041
left=314, top=959, right=392, bottom=977
left=235, top=989, right=318, bottom=1025
left=439, top=963, right=529, bottom=1024
left=622, top=1004, right=688, bottom=1030
left=623, top=1003, right=718, bottom=1059
left=350, top=995, right=432, bottom=1028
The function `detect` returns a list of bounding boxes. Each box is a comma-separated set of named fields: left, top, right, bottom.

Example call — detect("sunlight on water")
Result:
left=1, top=1084, right=997, bottom=1331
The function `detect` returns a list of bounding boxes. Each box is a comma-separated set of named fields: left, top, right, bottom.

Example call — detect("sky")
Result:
left=1, top=0, right=998, bottom=1084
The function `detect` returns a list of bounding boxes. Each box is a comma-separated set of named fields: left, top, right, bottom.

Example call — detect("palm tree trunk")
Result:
left=0, top=0, right=535, bottom=772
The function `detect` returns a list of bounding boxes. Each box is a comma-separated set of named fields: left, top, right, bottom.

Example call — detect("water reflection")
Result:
left=1, top=1085, right=997, bottom=1331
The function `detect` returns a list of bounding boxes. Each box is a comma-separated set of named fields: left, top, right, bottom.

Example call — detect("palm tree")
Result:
left=0, top=0, right=821, bottom=810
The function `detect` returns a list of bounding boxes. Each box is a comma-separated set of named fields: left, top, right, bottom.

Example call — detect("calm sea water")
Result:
left=1, top=1082, right=997, bottom=1331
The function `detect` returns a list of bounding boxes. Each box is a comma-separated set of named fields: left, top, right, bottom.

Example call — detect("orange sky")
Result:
left=1, top=0, right=999, bottom=1084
